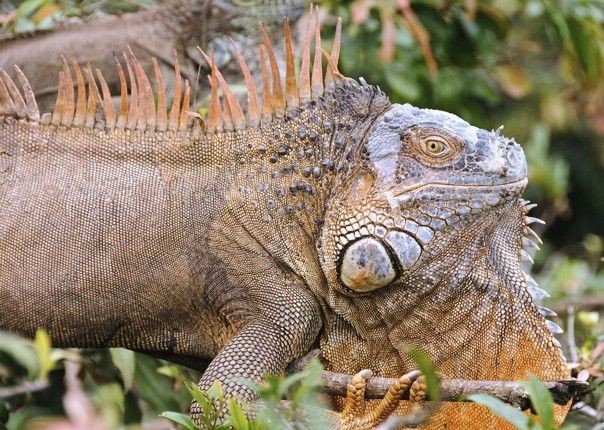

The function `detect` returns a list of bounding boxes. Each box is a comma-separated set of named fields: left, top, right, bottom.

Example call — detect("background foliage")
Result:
left=0, top=0, right=603, bottom=428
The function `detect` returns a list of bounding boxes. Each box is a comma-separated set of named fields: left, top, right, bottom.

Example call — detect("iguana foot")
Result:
left=409, top=375, right=428, bottom=402
left=338, top=369, right=420, bottom=430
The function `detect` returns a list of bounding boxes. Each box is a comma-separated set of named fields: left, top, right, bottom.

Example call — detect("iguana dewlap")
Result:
left=0, top=9, right=569, bottom=429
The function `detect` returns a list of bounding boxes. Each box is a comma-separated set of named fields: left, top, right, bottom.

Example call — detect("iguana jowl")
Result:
left=0, top=10, right=569, bottom=429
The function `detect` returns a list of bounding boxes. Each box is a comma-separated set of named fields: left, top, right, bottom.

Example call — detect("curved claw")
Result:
left=341, top=369, right=373, bottom=419
left=339, top=370, right=421, bottom=430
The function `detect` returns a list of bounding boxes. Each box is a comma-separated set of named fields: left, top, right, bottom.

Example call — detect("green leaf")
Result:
left=384, top=68, right=421, bottom=101
left=228, top=399, right=250, bottom=430
left=570, top=18, right=603, bottom=83
left=0, top=332, right=39, bottom=378
left=110, top=348, right=135, bottom=391
left=93, top=382, right=126, bottom=427
left=185, top=381, right=211, bottom=407
left=405, top=347, right=440, bottom=400
left=33, top=329, right=54, bottom=380
left=157, top=363, right=187, bottom=382
left=276, top=372, right=305, bottom=398
left=160, top=411, right=200, bottom=430
left=206, top=380, right=225, bottom=401
left=523, top=375, right=554, bottom=430
left=16, top=0, right=46, bottom=18
left=0, top=333, right=39, bottom=378
left=469, top=394, right=530, bottom=430
left=134, top=354, right=181, bottom=412
left=290, top=359, right=322, bottom=405
left=185, top=381, right=224, bottom=427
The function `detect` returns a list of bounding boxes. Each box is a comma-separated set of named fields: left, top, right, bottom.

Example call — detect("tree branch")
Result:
left=0, top=379, right=48, bottom=398
left=548, top=295, right=604, bottom=315
left=287, top=350, right=590, bottom=410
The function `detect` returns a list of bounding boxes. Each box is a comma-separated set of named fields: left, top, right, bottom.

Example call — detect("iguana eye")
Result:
left=423, top=136, right=448, bottom=156
left=402, top=126, right=463, bottom=166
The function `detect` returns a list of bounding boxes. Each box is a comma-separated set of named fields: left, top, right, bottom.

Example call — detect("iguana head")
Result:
left=323, top=103, right=528, bottom=294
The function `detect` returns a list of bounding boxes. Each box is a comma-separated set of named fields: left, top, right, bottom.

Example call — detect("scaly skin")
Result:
left=0, top=0, right=305, bottom=112
left=0, top=17, right=568, bottom=428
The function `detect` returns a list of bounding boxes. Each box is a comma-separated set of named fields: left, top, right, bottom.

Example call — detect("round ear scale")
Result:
left=339, top=237, right=396, bottom=292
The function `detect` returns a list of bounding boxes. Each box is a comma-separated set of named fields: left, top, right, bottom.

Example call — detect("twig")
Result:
left=288, top=350, right=590, bottom=410
left=396, top=0, right=438, bottom=76
left=548, top=295, right=604, bottom=315
left=567, top=305, right=579, bottom=364
left=0, top=379, right=48, bottom=398
left=571, top=401, right=598, bottom=419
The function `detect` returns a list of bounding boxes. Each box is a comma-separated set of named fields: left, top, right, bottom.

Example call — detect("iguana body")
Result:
left=0, top=0, right=304, bottom=112
left=0, top=13, right=569, bottom=429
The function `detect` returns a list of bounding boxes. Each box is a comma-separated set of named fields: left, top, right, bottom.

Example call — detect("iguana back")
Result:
left=0, top=12, right=570, bottom=429
left=0, top=67, right=242, bottom=365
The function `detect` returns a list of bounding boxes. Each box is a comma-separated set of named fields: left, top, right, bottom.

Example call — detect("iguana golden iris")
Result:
left=0, top=9, right=569, bottom=429
left=0, top=0, right=305, bottom=112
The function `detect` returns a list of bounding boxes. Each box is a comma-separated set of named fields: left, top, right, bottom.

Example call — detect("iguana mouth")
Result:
left=384, top=177, right=528, bottom=201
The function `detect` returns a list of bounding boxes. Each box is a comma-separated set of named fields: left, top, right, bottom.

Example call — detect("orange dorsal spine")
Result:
left=0, top=8, right=346, bottom=135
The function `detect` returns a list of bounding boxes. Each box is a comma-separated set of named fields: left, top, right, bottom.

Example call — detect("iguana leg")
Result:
left=190, top=286, right=322, bottom=423
left=339, top=369, right=420, bottom=430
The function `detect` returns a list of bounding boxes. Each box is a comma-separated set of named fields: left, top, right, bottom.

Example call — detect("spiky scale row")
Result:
left=232, top=43, right=259, bottom=128
left=0, top=7, right=345, bottom=136
left=260, top=22, right=285, bottom=114
left=325, top=17, right=342, bottom=88
left=87, top=65, right=102, bottom=126
left=519, top=200, right=563, bottom=337
left=537, top=305, right=557, bottom=317
left=0, top=67, right=39, bottom=122
left=520, top=249, right=534, bottom=264
left=284, top=17, right=298, bottom=107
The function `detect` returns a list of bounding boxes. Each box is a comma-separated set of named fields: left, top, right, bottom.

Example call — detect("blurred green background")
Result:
left=0, top=0, right=602, bottom=428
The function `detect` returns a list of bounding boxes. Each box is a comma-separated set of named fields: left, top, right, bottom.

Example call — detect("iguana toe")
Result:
left=339, top=369, right=420, bottom=430
left=409, top=375, right=428, bottom=403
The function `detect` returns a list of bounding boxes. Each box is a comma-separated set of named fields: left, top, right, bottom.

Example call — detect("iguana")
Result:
left=0, top=9, right=570, bottom=429
left=0, top=0, right=305, bottom=112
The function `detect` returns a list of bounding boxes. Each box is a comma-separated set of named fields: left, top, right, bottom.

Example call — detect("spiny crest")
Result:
left=518, top=199, right=562, bottom=344
left=0, top=53, right=195, bottom=132
left=0, top=6, right=346, bottom=135
left=0, top=66, right=39, bottom=122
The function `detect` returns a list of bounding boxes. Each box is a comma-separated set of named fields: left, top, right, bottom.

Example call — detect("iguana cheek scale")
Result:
left=0, top=7, right=569, bottom=429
